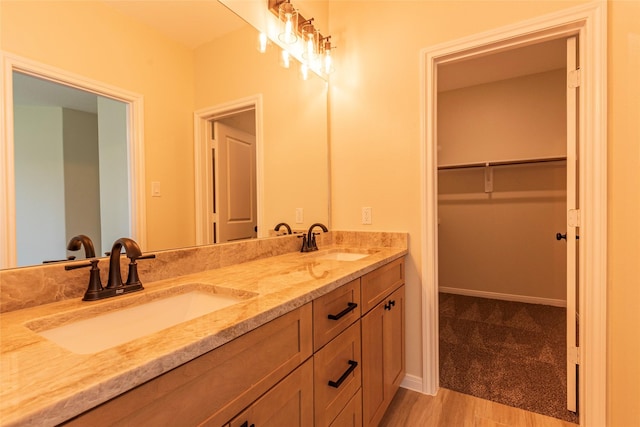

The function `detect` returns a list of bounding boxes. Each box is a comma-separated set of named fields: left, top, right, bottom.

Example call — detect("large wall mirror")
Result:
left=0, top=0, right=329, bottom=269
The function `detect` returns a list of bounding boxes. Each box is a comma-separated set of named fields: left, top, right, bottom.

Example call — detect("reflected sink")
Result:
left=31, top=287, right=253, bottom=354
left=315, top=252, right=371, bottom=261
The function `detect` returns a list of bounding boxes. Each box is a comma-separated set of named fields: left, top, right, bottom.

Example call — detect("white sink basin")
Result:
left=315, top=252, right=370, bottom=261
left=34, top=290, right=249, bottom=354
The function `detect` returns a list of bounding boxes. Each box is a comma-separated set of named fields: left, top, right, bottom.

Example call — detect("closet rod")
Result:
left=438, top=156, right=567, bottom=170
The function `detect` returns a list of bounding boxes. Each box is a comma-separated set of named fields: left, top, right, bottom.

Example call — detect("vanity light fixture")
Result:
left=259, top=0, right=335, bottom=79
left=277, top=0, right=298, bottom=44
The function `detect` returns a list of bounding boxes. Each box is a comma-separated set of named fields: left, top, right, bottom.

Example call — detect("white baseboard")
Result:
left=400, top=374, right=424, bottom=393
left=439, top=286, right=566, bottom=308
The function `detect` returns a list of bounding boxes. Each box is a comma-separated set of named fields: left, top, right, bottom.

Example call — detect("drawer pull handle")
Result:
left=328, top=302, right=358, bottom=320
left=328, top=360, right=358, bottom=388
left=384, top=300, right=396, bottom=311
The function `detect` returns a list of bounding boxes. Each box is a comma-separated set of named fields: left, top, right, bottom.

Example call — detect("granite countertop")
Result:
left=0, top=244, right=406, bottom=426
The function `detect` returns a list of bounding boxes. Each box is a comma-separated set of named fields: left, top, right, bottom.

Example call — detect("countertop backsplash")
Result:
left=0, top=231, right=407, bottom=313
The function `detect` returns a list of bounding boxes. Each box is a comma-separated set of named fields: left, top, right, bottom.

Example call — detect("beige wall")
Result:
left=608, top=1, right=640, bottom=426
left=329, top=1, right=639, bottom=425
left=438, top=70, right=567, bottom=165
left=439, top=163, right=567, bottom=301
left=1, top=0, right=196, bottom=252
left=438, top=70, right=567, bottom=302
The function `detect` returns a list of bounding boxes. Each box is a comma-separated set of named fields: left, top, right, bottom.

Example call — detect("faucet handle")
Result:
left=124, top=253, right=156, bottom=288
left=66, top=260, right=104, bottom=301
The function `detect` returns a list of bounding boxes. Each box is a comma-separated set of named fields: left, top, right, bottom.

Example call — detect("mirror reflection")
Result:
left=1, top=0, right=329, bottom=269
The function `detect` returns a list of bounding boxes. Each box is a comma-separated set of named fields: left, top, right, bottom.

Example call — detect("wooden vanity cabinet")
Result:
left=63, top=256, right=405, bottom=427
left=64, top=304, right=312, bottom=427
left=360, top=259, right=405, bottom=427
left=227, top=359, right=314, bottom=427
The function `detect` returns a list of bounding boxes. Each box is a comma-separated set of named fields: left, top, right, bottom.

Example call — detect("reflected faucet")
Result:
left=300, top=223, right=328, bottom=252
left=67, top=234, right=96, bottom=258
left=274, top=222, right=292, bottom=235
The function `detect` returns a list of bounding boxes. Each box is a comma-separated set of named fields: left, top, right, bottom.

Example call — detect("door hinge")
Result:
left=569, top=346, right=581, bottom=365
left=568, top=68, right=581, bottom=88
left=568, top=209, right=581, bottom=227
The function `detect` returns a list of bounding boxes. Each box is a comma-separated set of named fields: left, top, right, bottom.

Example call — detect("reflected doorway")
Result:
left=12, top=72, right=130, bottom=265
left=209, top=110, right=257, bottom=243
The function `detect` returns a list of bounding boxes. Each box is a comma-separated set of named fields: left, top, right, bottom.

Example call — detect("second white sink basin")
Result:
left=315, top=252, right=370, bottom=261
left=34, top=289, right=250, bottom=354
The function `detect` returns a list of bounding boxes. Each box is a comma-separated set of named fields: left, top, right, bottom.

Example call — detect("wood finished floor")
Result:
left=379, top=388, right=578, bottom=427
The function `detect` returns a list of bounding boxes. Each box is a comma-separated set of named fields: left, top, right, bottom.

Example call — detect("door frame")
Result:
left=419, top=3, right=607, bottom=425
left=0, top=52, right=147, bottom=268
left=193, top=95, right=264, bottom=245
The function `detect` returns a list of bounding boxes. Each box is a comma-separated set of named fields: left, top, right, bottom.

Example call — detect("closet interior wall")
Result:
left=437, top=68, right=568, bottom=306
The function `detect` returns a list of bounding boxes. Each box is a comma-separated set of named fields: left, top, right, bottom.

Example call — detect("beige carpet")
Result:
left=439, top=292, right=578, bottom=424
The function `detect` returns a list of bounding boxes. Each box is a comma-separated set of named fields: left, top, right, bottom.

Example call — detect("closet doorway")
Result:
left=436, top=37, right=577, bottom=423
left=420, top=4, right=607, bottom=426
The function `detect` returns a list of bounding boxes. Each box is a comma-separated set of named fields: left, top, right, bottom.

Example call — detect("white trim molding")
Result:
left=439, top=287, right=567, bottom=308
left=420, top=3, right=607, bottom=426
left=193, top=95, right=264, bottom=245
left=0, top=52, right=146, bottom=267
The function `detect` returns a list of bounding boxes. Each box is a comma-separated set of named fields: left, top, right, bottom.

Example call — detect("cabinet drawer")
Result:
left=314, top=321, right=362, bottom=427
left=229, top=358, right=314, bottom=427
left=330, top=388, right=362, bottom=427
left=65, top=304, right=313, bottom=427
left=361, top=258, right=404, bottom=314
left=314, top=279, right=361, bottom=351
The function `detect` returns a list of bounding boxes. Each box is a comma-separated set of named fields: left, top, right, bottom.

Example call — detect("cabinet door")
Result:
left=361, top=285, right=405, bottom=427
left=229, top=358, right=314, bottom=427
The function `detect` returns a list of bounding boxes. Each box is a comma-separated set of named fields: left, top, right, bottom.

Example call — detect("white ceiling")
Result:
left=438, top=38, right=567, bottom=92
left=101, top=0, right=246, bottom=49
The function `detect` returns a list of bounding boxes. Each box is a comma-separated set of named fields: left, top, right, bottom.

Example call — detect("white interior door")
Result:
left=565, top=35, right=580, bottom=414
left=214, top=122, right=257, bottom=243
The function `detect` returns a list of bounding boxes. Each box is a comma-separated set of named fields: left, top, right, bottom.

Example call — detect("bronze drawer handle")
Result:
left=328, top=360, right=358, bottom=388
left=327, top=302, right=358, bottom=320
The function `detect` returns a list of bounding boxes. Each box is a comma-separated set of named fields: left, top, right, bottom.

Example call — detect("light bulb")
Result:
left=323, top=50, right=334, bottom=74
left=278, top=3, right=298, bottom=44
left=306, top=33, right=315, bottom=58
left=280, top=50, right=291, bottom=69
left=257, top=33, right=268, bottom=53
left=300, top=63, right=309, bottom=81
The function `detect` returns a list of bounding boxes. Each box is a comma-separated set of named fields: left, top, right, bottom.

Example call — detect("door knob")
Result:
left=556, top=232, right=579, bottom=240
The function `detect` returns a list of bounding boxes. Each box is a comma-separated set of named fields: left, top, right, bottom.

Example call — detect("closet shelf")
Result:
left=438, top=156, right=567, bottom=170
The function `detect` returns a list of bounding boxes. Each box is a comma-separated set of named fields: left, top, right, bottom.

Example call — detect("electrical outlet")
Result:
left=295, top=208, right=304, bottom=224
left=361, top=207, right=372, bottom=225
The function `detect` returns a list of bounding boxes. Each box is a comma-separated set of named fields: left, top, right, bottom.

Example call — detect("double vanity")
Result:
left=0, top=232, right=407, bottom=426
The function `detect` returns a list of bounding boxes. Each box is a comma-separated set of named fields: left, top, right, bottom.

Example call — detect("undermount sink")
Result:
left=312, top=249, right=377, bottom=262
left=30, top=285, right=254, bottom=354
